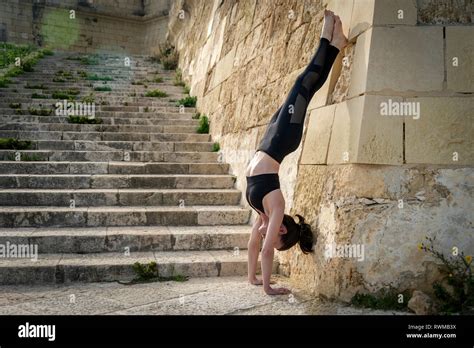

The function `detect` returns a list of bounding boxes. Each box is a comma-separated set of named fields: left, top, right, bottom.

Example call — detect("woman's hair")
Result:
left=277, top=214, right=314, bottom=254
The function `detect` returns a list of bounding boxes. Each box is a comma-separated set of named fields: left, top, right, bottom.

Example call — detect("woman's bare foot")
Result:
left=321, top=9, right=335, bottom=41
left=330, top=15, right=348, bottom=50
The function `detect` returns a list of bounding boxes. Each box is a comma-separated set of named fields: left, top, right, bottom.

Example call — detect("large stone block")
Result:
left=209, top=47, right=236, bottom=90
left=349, top=27, right=444, bottom=97
left=446, top=26, right=474, bottom=92
left=349, top=0, right=417, bottom=40
left=348, top=0, right=375, bottom=40
left=327, top=95, right=403, bottom=165
left=405, top=97, right=474, bottom=165
left=300, top=104, right=336, bottom=164
left=373, top=0, right=417, bottom=25
left=326, top=0, right=354, bottom=36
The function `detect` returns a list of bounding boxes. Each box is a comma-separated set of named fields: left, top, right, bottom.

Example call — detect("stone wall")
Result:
left=168, top=0, right=329, bottom=214
left=167, top=0, right=473, bottom=301
left=0, top=0, right=171, bottom=54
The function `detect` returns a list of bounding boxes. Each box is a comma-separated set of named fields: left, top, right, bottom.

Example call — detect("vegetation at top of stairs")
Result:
left=0, top=138, right=32, bottom=150
left=31, top=92, right=50, bottom=99
left=153, top=41, right=178, bottom=70
left=0, top=43, right=54, bottom=88
left=68, top=116, right=103, bottom=124
left=52, top=89, right=80, bottom=100
left=174, top=69, right=185, bottom=87
left=9, top=102, right=21, bottom=109
left=176, top=96, right=197, bottom=108
left=0, top=77, right=11, bottom=88
left=53, top=70, right=76, bottom=82
left=81, top=93, right=95, bottom=103
left=28, top=106, right=53, bottom=116
left=81, top=55, right=99, bottom=65
left=87, top=74, right=113, bottom=81
left=145, top=89, right=168, bottom=98
left=25, top=83, right=48, bottom=89
left=94, top=86, right=112, bottom=92
left=0, top=42, right=36, bottom=68
left=196, top=114, right=209, bottom=134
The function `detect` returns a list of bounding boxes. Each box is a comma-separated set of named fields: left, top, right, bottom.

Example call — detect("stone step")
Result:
left=12, top=84, right=182, bottom=91
left=0, top=87, right=186, bottom=94
left=0, top=161, right=229, bottom=175
left=0, top=130, right=210, bottom=141
left=9, top=76, right=177, bottom=83
left=9, top=70, right=172, bottom=75
left=0, top=249, right=270, bottom=285
left=0, top=150, right=218, bottom=162
left=0, top=225, right=250, bottom=253
left=0, top=93, right=188, bottom=102
left=0, top=188, right=241, bottom=206
left=0, top=205, right=250, bottom=227
left=0, top=83, right=183, bottom=92
left=18, top=67, right=176, bottom=74
left=0, top=174, right=235, bottom=189
left=0, top=123, right=198, bottom=134
left=0, top=115, right=196, bottom=125
left=27, top=140, right=212, bottom=152
left=0, top=108, right=197, bottom=116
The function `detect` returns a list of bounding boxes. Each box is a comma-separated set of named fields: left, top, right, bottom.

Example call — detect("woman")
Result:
left=245, top=10, right=347, bottom=295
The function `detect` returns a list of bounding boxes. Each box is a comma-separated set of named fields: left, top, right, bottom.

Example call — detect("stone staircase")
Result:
left=0, top=52, right=266, bottom=285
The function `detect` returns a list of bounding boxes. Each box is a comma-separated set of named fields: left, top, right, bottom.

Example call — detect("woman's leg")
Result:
left=257, top=12, right=342, bottom=163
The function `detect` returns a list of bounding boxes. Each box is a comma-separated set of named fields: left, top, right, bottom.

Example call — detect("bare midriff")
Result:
left=245, top=151, right=280, bottom=177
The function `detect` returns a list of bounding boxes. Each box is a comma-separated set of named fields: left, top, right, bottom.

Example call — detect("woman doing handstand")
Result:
left=245, top=10, right=348, bottom=295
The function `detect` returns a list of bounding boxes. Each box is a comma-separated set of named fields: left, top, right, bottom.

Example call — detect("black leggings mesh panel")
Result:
left=257, top=38, right=340, bottom=163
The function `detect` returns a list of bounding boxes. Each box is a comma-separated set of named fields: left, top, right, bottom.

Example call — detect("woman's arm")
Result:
left=248, top=215, right=262, bottom=284
left=260, top=190, right=290, bottom=295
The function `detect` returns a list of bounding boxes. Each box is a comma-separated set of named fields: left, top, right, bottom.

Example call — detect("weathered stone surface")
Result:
left=405, top=97, right=474, bottom=165
left=329, top=43, right=354, bottom=104
left=300, top=105, right=336, bottom=165
left=348, top=0, right=375, bottom=40
left=280, top=164, right=474, bottom=301
left=374, top=0, right=417, bottom=25
left=408, top=290, right=435, bottom=315
left=349, top=27, right=444, bottom=97
left=0, top=0, right=170, bottom=54
left=349, top=0, right=418, bottom=40
left=327, top=95, right=403, bottom=165
left=446, top=26, right=474, bottom=92
left=209, top=46, right=236, bottom=91
left=417, top=0, right=473, bottom=24
left=0, top=275, right=413, bottom=315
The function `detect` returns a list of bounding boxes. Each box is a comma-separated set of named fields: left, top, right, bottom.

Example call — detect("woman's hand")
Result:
left=264, top=286, right=291, bottom=295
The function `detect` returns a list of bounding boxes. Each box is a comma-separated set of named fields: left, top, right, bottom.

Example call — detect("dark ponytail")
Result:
left=295, top=214, right=314, bottom=254
left=278, top=214, right=314, bottom=254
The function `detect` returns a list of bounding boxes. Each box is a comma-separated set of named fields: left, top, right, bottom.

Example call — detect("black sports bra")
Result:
left=245, top=173, right=280, bottom=214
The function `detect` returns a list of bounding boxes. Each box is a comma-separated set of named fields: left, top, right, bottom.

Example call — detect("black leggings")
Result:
left=257, top=38, right=340, bottom=163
